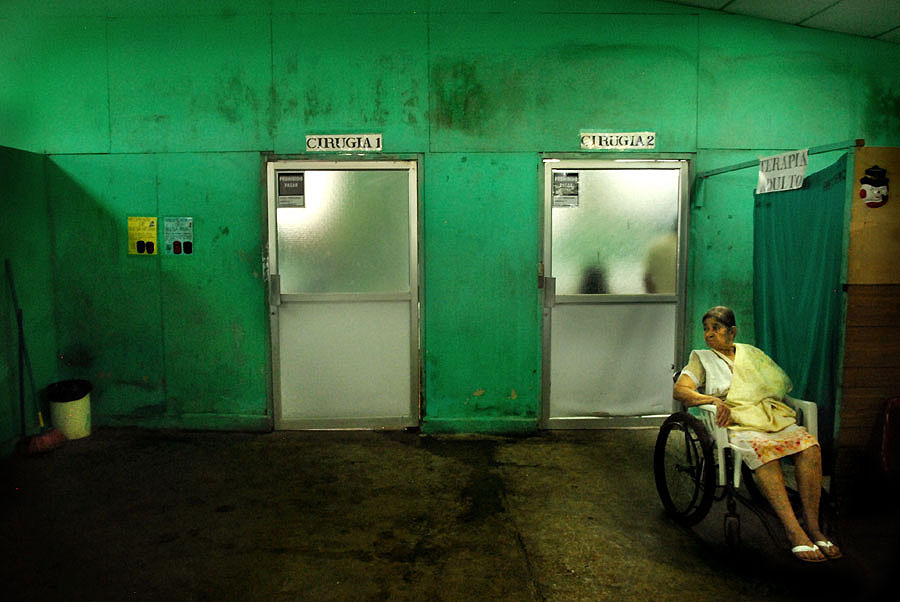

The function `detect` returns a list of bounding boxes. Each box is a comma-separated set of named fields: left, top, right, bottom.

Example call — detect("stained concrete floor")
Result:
left=0, top=427, right=894, bottom=601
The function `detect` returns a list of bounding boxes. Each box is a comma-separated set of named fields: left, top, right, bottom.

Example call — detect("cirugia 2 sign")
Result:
left=581, top=132, right=656, bottom=150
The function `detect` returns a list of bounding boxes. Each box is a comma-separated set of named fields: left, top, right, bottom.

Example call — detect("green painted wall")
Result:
left=423, top=153, right=541, bottom=432
left=45, top=154, right=269, bottom=430
left=1, top=1, right=899, bottom=436
left=1, top=148, right=56, bottom=453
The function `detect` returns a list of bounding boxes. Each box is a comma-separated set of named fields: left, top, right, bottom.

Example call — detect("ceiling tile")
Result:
left=877, top=26, right=900, bottom=42
left=800, top=0, right=900, bottom=38
left=726, top=0, right=837, bottom=24
left=661, top=0, right=900, bottom=43
left=663, top=1, right=731, bottom=8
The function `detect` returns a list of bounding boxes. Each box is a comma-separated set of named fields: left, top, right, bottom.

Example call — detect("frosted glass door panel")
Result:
left=550, top=303, right=675, bottom=418
left=544, top=160, right=687, bottom=426
left=278, top=301, right=412, bottom=420
left=277, top=170, right=410, bottom=293
left=268, top=160, right=419, bottom=429
left=552, top=169, right=678, bottom=295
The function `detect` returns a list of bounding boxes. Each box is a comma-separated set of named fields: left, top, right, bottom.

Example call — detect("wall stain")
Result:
left=267, top=82, right=280, bottom=141
left=430, top=60, right=488, bottom=132
left=371, top=79, right=389, bottom=126
left=217, top=73, right=259, bottom=125
left=866, top=83, right=900, bottom=140
left=304, top=88, right=333, bottom=122
left=213, top=226, right=230, bottom=243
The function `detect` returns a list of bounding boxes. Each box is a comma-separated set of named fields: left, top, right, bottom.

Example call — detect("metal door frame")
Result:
left=265, top=159, right=420, bottom=429
left=539, top=156, right=691, bottom=429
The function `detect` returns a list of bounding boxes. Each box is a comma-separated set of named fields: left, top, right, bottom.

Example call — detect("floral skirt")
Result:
left=729, top=424, right=819, bottom=470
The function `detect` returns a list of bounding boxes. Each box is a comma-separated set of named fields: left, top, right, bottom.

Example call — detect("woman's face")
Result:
left=703, top=317, right=735, bottom=353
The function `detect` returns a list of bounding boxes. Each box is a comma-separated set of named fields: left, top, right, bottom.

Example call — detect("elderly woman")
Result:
left=673, top=306, right=842, bottom=563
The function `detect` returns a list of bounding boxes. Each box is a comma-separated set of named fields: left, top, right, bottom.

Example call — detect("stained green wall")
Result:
left=423, top=153, right=541, bottom=432
left=2, top=1, right=899, bottom=436
left=1, top=148, right=56, bottom=453
left=45, top=154, right=269, bottom=430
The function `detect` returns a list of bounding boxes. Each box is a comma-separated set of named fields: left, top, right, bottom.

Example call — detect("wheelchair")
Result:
left=653, top=395, right=836, bottom=548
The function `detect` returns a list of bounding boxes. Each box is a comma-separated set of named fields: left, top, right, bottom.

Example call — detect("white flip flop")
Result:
left=814, top=540, right=843, bottom=559
left=791, top=543, right=826, bottom=563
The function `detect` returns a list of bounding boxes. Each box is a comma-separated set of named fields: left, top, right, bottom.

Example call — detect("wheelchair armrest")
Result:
left=783, top=395, right=818, bottom=439
left=691, top=404, right=730, bottom=448
left=689, top=404, right=732, bottom=486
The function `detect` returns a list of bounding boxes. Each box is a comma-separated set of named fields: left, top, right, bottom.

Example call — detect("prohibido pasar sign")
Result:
left=277, top=172, right=305, bottom=208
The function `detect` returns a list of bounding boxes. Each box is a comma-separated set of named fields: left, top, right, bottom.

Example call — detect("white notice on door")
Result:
left=552, top=171, right=580, bottom=207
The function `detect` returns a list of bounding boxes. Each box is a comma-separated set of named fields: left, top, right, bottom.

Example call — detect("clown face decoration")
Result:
left=860, top=165, right=889, bottom=208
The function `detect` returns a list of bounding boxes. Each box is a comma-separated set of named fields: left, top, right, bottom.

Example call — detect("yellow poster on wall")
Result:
left=128, top=216, right=158, bottom=255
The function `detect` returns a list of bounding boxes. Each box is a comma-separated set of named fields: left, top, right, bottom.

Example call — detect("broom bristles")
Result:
left=26, top=429, right=66, bottom=454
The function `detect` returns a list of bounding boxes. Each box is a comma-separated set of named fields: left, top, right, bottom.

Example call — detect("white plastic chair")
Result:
left=690, top=396, right=818, bottom=489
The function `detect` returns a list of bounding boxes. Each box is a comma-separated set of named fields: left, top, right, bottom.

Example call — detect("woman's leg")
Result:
left=793, top=444, right=822, bottom=534
left=753, top=459, right=824, bottom=561
left=794, top=444, right=841, bottom=557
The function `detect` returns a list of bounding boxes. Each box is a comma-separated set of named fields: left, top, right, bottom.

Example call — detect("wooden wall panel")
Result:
left=845, top=287, right=900, bottom=325
left=842, top=366, right=900, bottom=389
left=843, top=326, right=900, bottom=366
left=848, top=147, right=900, bottom=285
left=838, top=146, right=900, bottom=501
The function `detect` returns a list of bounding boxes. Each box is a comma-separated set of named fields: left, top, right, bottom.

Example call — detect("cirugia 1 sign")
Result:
left=306, top=134, right=382, bottom=152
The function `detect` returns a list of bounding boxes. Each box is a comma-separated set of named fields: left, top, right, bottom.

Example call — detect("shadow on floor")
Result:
left=0, top=428, right=893, bottom=601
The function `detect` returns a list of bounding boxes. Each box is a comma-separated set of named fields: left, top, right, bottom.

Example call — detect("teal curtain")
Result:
left=754, top=154, right=847, bottom=466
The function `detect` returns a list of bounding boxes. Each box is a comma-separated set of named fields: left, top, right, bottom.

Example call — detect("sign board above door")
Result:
left=306, top=134, right=383, bottom=152
left=581, top=132, right=656, bottom=150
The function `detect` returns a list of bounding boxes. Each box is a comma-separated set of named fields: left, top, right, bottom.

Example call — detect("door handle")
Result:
left=542, top=276, right=556, bottom=308
left=269, top=274, right=281, bottom=306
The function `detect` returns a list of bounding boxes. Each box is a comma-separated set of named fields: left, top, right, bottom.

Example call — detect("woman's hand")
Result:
left=674, top=374, right=731, bottom=427
left=712, top=399, right=731, bottom=427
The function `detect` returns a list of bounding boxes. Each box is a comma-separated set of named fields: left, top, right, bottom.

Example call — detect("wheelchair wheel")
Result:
left=654, top=412, right=716, bottom=526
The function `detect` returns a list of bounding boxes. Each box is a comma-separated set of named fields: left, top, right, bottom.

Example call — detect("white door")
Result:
left=542, top=160, right=689, bottom=428
left=267, top=161, right=419, bottom=429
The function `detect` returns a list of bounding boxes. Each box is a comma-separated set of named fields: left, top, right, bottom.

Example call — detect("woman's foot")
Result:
left=807, top=527, right=843, bottom=559
left=791, top=542, right=826, bottom=562
left=813, top=540, right=843, bottom=559
left=787, top=528, right=826, bottom=562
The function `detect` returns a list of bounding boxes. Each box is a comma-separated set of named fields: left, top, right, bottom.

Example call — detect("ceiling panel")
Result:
left=661, top=0, right=900, bottom=44
left=666, top=0, right=730, bottom=7
left=800, top=0, right=900, bottom=38
left=726, top=0, right=838, bottom=24
left=880, top=26, right=900, bottom=42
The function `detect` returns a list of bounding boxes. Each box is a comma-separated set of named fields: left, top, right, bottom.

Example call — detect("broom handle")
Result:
left=5, top=259, right=42, bottom=428
left=17, top=308, right=26, bottom=436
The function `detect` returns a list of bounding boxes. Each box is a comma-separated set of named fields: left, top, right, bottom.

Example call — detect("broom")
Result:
left=5, top=259, right=66, bottom=454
